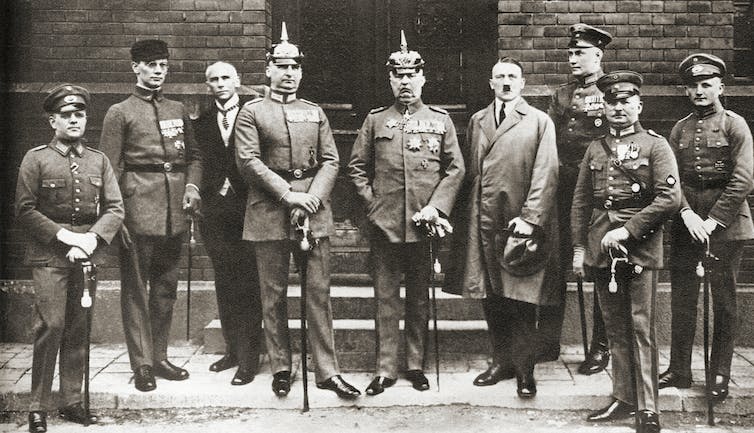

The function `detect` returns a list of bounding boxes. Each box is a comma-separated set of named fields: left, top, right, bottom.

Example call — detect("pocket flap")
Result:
left=89, top=176, right=103, bottom=187
left=41, top=178, right=66, bottom=188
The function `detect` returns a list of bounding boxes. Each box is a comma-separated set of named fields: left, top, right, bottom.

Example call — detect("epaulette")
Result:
left=678, top=113, right=693, bottom=123
left=30, top=144, right=47, bottom=152
left=370, top=106, right=388, bottom=114
left=429, top=105, right=448, bottom=115
left=300, top=98, right=318, bottom=107
left=647, top=129, right=664, bottom=138
left=244, top=97, right=264, bottom=106
left=725, top=110, right=743, bottom=120
left=86, top=146, right=105, bottom=155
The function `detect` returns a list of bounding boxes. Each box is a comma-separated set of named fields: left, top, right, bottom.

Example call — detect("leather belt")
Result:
left=272, top=167, right=317, bottom=181
left=124, top=162, right=186, bottom=173
left=53, top=216, right=97, bottom=225
left=595, top=196, right=652, bottom=210
left=681, top=175, right=728, bottom=190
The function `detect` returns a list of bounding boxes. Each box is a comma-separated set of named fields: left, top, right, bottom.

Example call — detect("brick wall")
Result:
left=4, top=0, right=271, bottom=85
left=497, top=0, right=737, bottom=84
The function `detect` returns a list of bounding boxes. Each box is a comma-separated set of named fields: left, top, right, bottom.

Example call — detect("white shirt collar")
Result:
left=215, top=93, right=240, bottom=111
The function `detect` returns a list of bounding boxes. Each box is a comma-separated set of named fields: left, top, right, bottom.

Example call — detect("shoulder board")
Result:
left=369, top=106, right=388, bottom=114
left=85, top=146, right=105, bottom=155
left=244, top=97, right=264, bottom=106
left=678, top=113, right=693, bottom=123
left=558, top=80, right=578, bottom=89
left=647, top=129, right=663, bottom=138
left=30, top=144, right=47, bottom=152
left=725, top=110, right=743, bottom=120
left=299, top=98, right=318, bottom=107
left=429, top=106, right=448, bottom=115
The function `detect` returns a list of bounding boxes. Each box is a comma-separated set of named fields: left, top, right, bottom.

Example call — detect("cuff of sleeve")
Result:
left=185, top=183, right=200, bottom=192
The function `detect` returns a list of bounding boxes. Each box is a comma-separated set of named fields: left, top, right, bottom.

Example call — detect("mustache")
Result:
left=503, top=84, right=511, bottom=91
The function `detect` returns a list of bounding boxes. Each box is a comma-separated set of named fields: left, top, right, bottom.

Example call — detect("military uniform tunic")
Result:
left=99, top=86, right=202, bottom=370
left=571, top=123, right=681, bottom=412
left=234, top=91, right=340, bottom=382
left=15, top=139, right=124, bottom=410
left=667, top=107, right=754, bottom=379
left=349, top=101, right=464, bottom=378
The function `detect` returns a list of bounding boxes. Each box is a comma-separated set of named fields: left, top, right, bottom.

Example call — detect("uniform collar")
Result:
left=608, top=122, right=640, bottom=137
left=394, top=100, right=425, bottom=116
left=579, top=70, right=604, bottom=87
left=134, top=85, right=164, bottom=102
left=694, top=103, right=720, bottom=120
left=51, top=138, right=86, bottom=156
left=269, top=91, right=297, bottom=104
left=215, top=93, right=240, bottom=111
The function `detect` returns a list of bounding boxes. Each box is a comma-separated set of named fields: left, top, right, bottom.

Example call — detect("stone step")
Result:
left=202, top=318, right=490, bottom=371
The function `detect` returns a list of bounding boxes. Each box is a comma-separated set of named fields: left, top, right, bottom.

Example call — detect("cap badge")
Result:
left=691, top=65, right=704, bottom=74
left=63, top=95, right=77, bottom=103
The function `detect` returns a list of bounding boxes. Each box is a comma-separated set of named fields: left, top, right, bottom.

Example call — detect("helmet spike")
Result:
left=281, top=21, right=289, bottom=43
left=400, top=30, right=408, bottom=53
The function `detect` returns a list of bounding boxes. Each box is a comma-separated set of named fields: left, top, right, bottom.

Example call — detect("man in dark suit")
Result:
left=193, top=61, right=263, bottom=386
left=100, top=39, right=202, bottom=392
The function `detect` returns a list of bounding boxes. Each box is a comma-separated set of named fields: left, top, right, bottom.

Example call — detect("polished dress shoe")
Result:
left=209, top=354, right=238, bottom=372
left=578, top=343, right=610, bottom=375
left=586, top=399, right=636, bottom=422
left=365, top=376, right=396, bottom=396
left=406, top=370, right=430, bottom=391
left=516, top=373, right=537, bottom=399
left=710, top=374, right=730, bottom=401
left=28, top=411, right=46, bottom=433
left=154, top=359, right=190, bottom=381
left=638, top=410, right=661, bottom=433
left=317, top=374, right=361, bottom=399
left=658, top=370, right=691, bottom=389
left=231, top=367, right=255, bottom=386
left=473, top=363, right=515, bottom=386
left=58, top=402, right=98, bottom=425
left=272, top=370, right=291, bottom=397
left=134, top=364, right=157, bottom=392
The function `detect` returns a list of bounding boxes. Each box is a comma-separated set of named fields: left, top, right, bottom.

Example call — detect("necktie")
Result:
left=219, top=104, right=238, bottom=130
left=497, top=102, right=506, bottom=127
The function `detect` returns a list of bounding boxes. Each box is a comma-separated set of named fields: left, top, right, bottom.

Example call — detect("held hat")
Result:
left=678, top=53, right=726, bottom=83
left=568, top=23, right=612, bottom=50
left=267, top=22, right=304, bottom=66
left=43, top=83, right=90, bottom=113
left=386, top=30, right=425, bottom=74
left=597, top=70, right=643, bottom=102
left=499, top=228, right=549, bottom=277
left=131, top=39, right=169, bottom=63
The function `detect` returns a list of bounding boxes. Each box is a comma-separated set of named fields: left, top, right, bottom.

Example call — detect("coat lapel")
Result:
left=490, top=98, right=528, bottom=145
left=476, top=102, right=498, bottom=167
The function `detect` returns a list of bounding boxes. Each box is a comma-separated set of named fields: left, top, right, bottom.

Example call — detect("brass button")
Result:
left=163, top=162, right=172, bottom=172
left=293, top=168, right=303, bottom=179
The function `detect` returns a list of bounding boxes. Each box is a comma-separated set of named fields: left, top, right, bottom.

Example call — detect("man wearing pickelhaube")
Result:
left=234, top=23, right=361, bottom=399
left=571, top=71, right=680, bottom=432
left=16, top=84, right=124, bottom=432
left=100, top=39, right=202, bottom=392
left=543, top=23, right=612, bottom=375
left=348, top=31, right=464, bottom=395
left=660, top=54, right=754, bottom=401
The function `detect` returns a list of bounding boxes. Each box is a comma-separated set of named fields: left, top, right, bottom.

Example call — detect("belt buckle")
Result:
left=603, top=199, right=613, bottom=209
left=293, top=168, right=303, bottom=179
left=163, top=162, right=172, bottom=172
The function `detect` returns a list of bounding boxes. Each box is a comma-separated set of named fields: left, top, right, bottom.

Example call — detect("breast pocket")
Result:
left=588, top=159, right=604, bottom=187
left=40, top=178, right=67, bottom=203
left=706, top=131, right=731, bottom=172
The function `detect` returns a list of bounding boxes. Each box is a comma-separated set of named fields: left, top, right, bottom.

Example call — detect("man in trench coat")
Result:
left=445, top=57, right=559, bottom=398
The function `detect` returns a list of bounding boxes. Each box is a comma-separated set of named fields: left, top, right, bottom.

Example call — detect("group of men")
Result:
left=15, top=20, right=753, bottom=433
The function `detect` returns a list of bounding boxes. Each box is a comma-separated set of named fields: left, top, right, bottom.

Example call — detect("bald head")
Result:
left=205, top=61, right=240, bottom=102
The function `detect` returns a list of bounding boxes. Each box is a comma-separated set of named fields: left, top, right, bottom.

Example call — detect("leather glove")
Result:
left=681, top=208, right=708, bottom=243
left=282, top=191, right=320, bottom=214
left=600, top=226, right=629, bottom=254
left=508, top=216, right=533, bottom=236
left=572, top=245, right=586, bottom=278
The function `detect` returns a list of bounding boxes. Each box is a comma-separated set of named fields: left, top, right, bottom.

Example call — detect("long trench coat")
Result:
left=445, top=98, right=561, bottom=306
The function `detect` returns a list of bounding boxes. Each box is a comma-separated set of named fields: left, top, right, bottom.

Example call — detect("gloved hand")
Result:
left=572, top=245, right=586, bottom=278
left=681, top=208, right=708, bottom=243
left=182, top=185, right=202, bottom=216
left=702, top=217, right=718, bottom=236
left=290, top=207, right=308, bottom=227
left=282, top=191, right=320, bottom=214
left=600, top=226, right=629, bottom=254
left=508, top=216, right=533, bottom=236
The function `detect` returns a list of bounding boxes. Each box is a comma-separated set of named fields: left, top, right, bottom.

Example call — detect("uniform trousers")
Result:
left=482, top=293, right=537, bottom=376
left=254, top=238, right=338, bottom=382
left=120, top=232, right=182, bottom=370
left=200, top=196, right=262, bottom=372
left=370, top=236, right=430, bottom=379
left=594, top=266, right=658, bottom=413
left=669, top=220, right=744, bottom=379
left=30, top=267, right=88, bottom=411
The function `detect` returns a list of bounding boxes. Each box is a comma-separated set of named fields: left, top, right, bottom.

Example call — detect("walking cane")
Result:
left=576, top=275, right=589, bottom=361
left=698, top=241, right=716, bottom=426
left=186, top=217, right=195, bottom=341
left=609, top=248, right=640, bottom=433
left=294, top=215, right=316, bottom=413
left=77, top=254, right=97, bottom=427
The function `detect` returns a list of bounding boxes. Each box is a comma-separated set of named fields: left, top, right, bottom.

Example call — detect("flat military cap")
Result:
left=679, top=53, right=726, bottom=83
left=597, top=70, right=643, bottom=101
left=267, top=22, right=304, bottom=65
left=43, top=83, right=90, bottom=113
left=131, top=39, right=169, bottom=63
left=386, top=30, right=425, bottom=73
left=568, top=23, right=612, bottom=50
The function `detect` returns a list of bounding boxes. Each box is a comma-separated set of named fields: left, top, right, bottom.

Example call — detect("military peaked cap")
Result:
left=568, top=23, right=612, bottom=49
left=43, top=83, right=90, bottom=113
left=679, top=53, right=726, bottom=83
left=597, top=70, right=643, bottom=101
